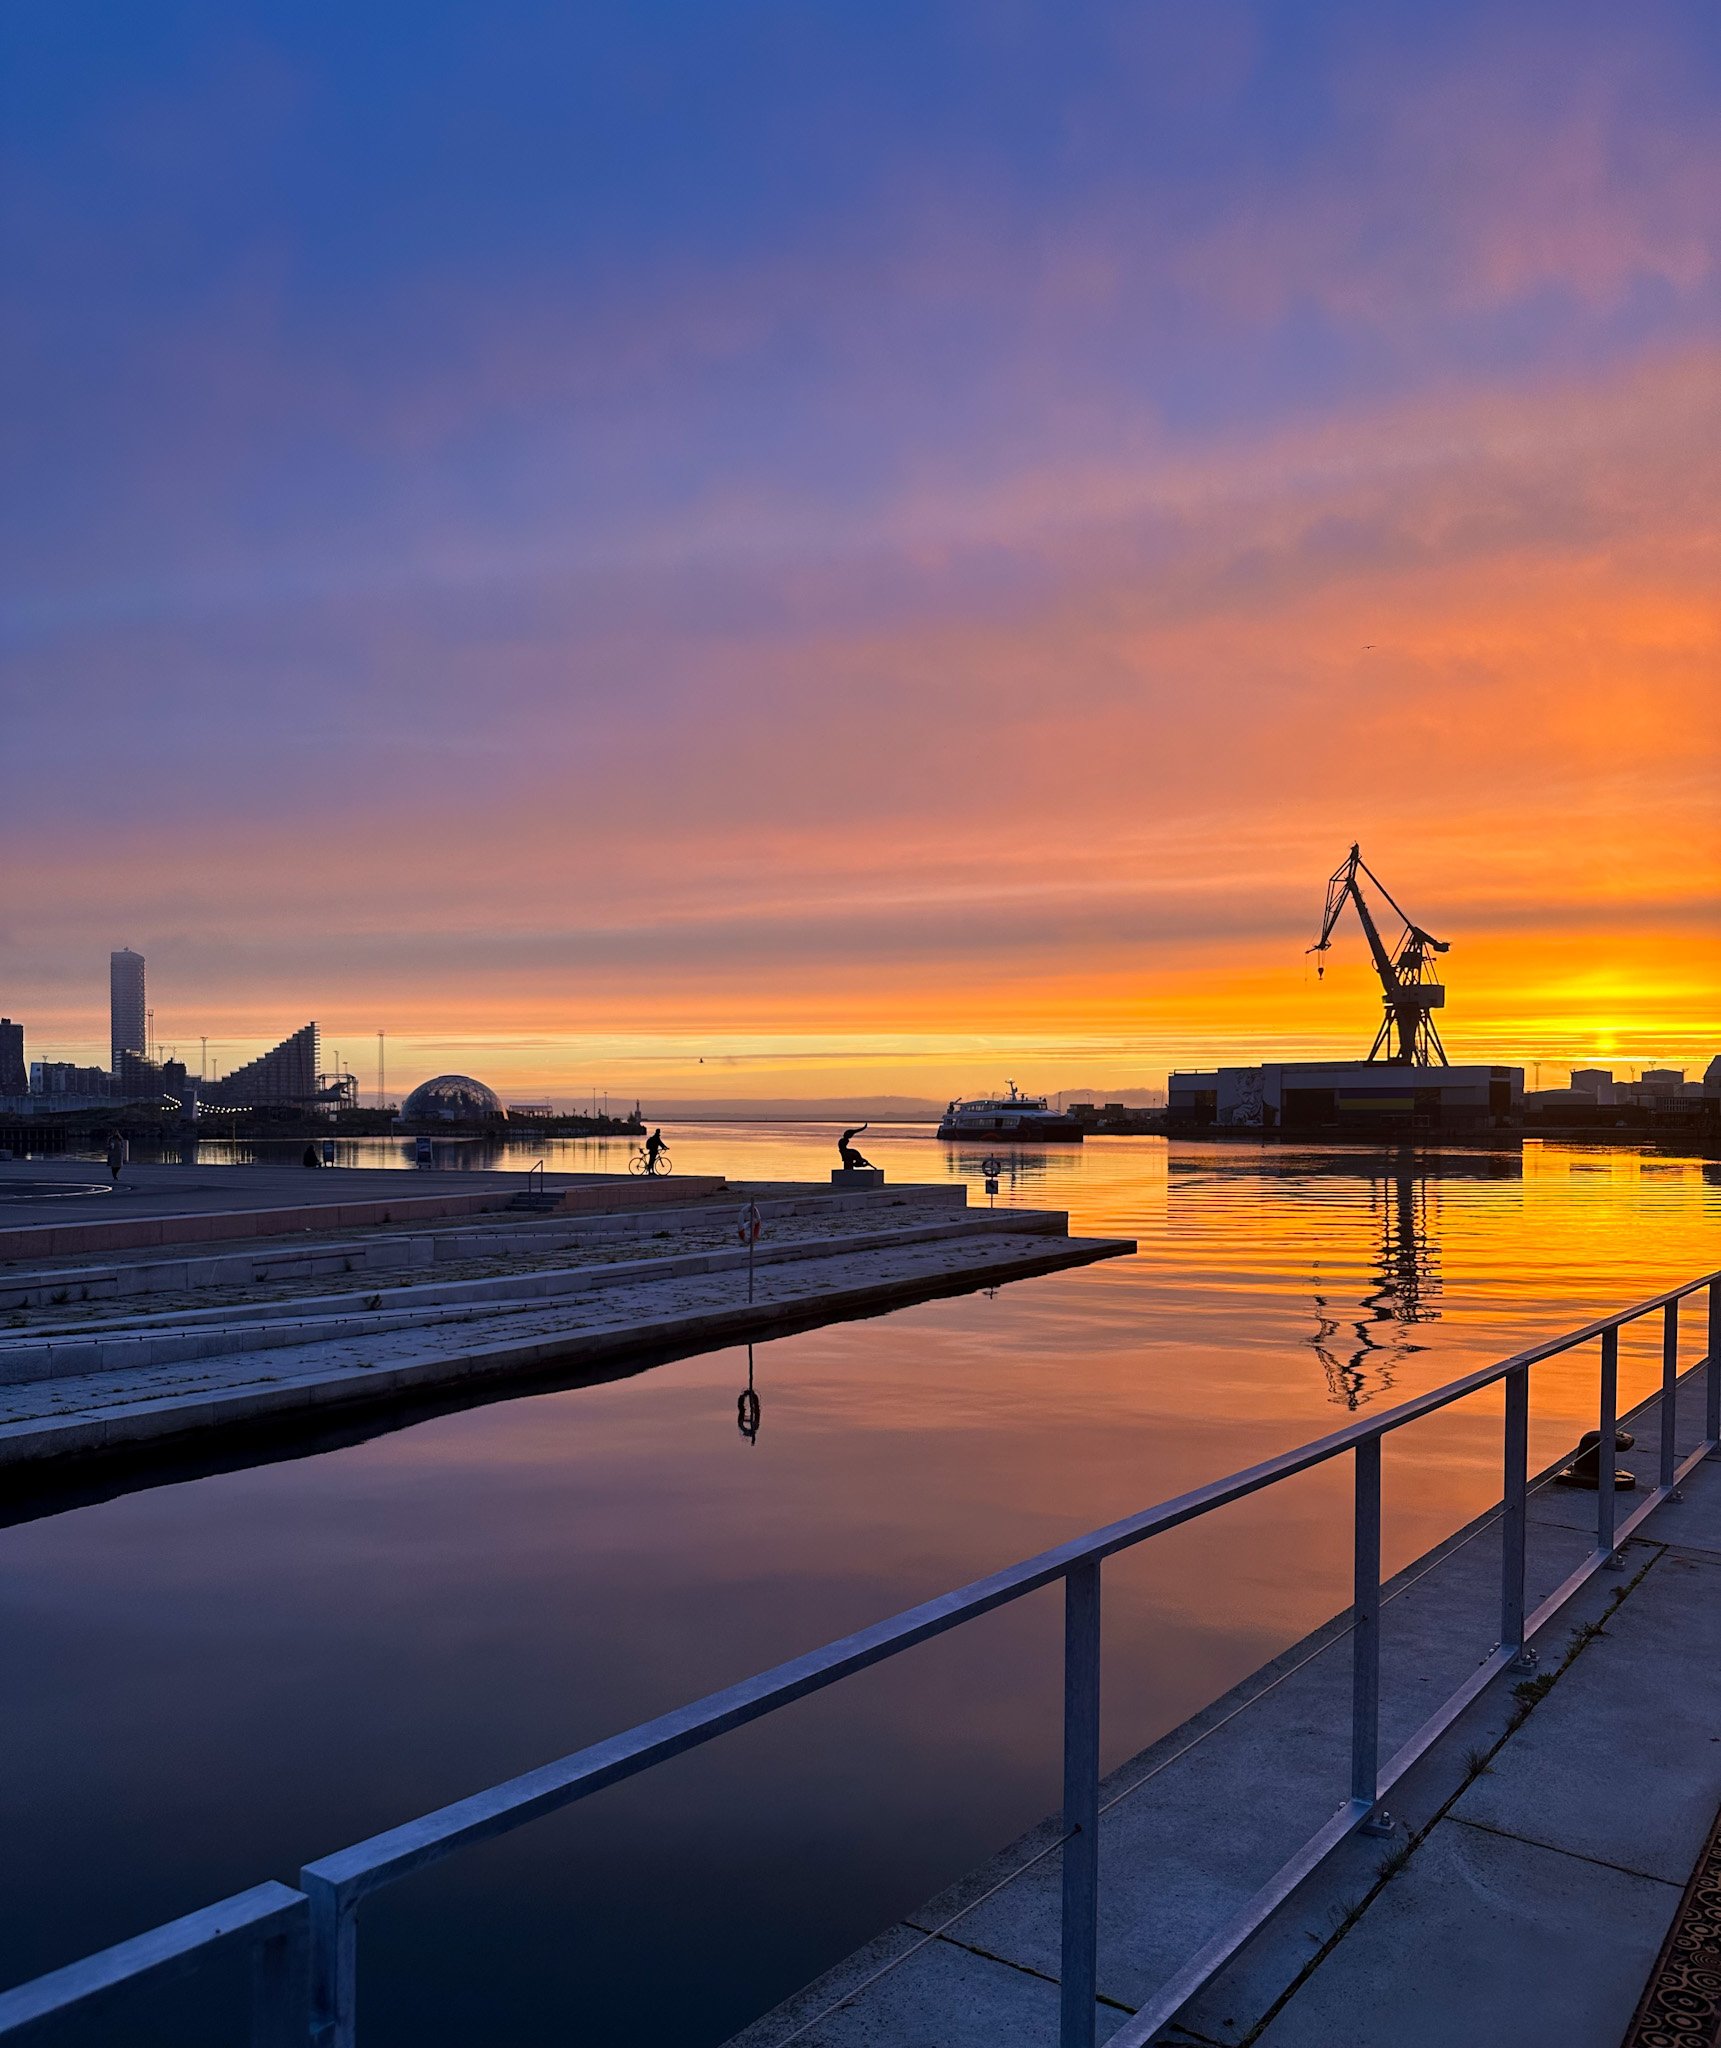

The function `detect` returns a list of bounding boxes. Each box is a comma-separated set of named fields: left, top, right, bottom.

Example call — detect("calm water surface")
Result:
left=3, top=1128, right=1717, bottom=2044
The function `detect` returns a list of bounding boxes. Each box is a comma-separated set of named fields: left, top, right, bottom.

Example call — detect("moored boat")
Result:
left=936, top=1083, right=1083, bottom=1142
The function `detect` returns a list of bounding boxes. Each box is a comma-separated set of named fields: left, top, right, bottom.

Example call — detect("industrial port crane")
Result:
left=1310, top=844, right=1450, bottom=1066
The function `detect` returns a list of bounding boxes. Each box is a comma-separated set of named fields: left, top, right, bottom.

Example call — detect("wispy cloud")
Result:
left=3, top=3, right=1718, bottom=1091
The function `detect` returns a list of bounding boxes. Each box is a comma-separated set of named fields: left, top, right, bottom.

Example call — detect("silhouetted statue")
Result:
left=837, top=1123, right=873, bottom=1171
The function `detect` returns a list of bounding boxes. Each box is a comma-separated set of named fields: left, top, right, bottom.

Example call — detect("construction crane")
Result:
left=1310, top=844, right=1450, bottom=1066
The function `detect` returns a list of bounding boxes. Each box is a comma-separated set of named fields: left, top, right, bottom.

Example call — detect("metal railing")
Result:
left=0, top=1883, right=306, bottom=2046
left=3, top=1271, right=1716, bottom=2048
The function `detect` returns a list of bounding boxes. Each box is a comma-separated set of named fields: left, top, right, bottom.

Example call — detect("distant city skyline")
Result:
left=6, top=939, right=1708, bottom=1114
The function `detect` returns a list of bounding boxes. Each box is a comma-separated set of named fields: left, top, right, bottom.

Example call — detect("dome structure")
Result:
left=401, top=1074, right=506, bottom=1123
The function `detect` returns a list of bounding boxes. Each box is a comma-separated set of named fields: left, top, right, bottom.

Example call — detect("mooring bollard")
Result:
left=1553, top=1428, right=1637, bottom=1492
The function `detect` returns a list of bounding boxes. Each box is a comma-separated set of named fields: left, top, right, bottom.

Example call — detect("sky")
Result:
left=4, top=1, right=1719, bottom=1105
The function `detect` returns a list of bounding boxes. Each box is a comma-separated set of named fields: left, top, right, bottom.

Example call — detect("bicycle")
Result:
left=628, top=1144, right=673, bottom=1177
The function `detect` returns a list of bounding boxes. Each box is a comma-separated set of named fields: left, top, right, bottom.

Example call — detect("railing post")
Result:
left=1709, top=1281, right=1721, bottom=1453
left=1661, top=1300, right=1679, bottom=1492
left=304, top=1877, right=356, bottom=2048
left=1351, top=1436, right=1385, bottom=1824
left=1500, top=1369, right=1529, bottom=1662
left=1060, top=1559, right=1101, bottom=2048
left=251, top=1904, right=310, bottom=2048
left=1598, top=1325, right=1619, bottom=1564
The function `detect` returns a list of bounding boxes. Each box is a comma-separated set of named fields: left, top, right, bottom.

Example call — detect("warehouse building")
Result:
left=1168, top=1061, right=1522, bottom=1133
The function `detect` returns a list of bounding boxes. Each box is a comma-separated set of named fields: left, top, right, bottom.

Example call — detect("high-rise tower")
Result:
left=110, top=948, right=146, bottom=1074
left=0, top=1018, right=24, bottom=1097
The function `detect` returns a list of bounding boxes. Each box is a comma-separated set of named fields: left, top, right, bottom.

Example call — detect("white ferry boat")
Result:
left=936, top=1083, right=1083, bottom=1142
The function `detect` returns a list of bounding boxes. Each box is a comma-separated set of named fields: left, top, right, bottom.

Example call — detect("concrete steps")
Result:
left=0, top=1208, right=1072, bottom=1384
left=0, top=1184, right=969, bottom=1311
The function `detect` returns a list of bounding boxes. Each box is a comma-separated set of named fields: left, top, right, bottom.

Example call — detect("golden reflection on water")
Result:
left=212, top=1121, right=1721, bottom=1629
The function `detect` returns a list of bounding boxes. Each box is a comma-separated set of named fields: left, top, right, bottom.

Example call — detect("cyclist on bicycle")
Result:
left=644, top=1128, right=667, bottom=1175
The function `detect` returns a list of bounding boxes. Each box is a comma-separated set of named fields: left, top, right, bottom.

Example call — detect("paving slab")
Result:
left=1651, top=1469, right=1721, bottom=1557
left=728, top=1915, right=1122, bottom=2048
left=1248, top=1818, right=1678, bottom=2048
left=1453, top=1551, right=1721, bottom=1885
left=1163, top=1560, right=1638, bottom=2048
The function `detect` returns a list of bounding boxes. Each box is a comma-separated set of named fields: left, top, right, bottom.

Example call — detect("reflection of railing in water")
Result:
left=7, top=1275, right=1717, bottom=2048
left=1309, top=1165, right=1443, bottom=1409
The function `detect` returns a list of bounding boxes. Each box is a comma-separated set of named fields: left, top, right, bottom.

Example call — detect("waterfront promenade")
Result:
left=734, top=1359, right=1721, bottom=2048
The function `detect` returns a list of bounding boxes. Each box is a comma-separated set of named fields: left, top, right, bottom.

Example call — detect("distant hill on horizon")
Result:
left=638, top=1096, right=945, bottom=1121
left=621, top=1086, right=1167, bottom=1120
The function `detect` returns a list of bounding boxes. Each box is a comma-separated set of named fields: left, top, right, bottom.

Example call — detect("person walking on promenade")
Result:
left=105, top=1132, right=126, bottom=1184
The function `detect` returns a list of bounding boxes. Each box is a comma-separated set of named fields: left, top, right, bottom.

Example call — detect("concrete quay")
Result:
left=0, top=1181, right=969, bottom=1313
left=0, top=1208, right=1076, bottom=1381
left=0, top=1175, right=1131, bottom=1476
left=0, top=1159, right=724, bottom=1263
left=731, top=1368, right=1721, bottom=2048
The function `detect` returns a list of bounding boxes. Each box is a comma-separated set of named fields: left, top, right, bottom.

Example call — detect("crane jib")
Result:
left=1311, top=844, right=1451, bottom=1066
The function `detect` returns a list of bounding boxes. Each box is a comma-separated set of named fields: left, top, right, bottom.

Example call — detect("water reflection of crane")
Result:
left=1308, top=1155, right=1441, bottom=1408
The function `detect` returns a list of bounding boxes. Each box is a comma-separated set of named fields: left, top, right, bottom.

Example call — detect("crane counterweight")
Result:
left=1309, top=844, right=1450, bottom=1066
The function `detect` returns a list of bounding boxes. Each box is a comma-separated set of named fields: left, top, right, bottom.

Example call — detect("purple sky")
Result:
left=4, top=2, right=1718, bottom=1098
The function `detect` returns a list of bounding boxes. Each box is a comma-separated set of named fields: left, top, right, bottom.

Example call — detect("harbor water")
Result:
left=2, top=1128, right=1717, bottom=2044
